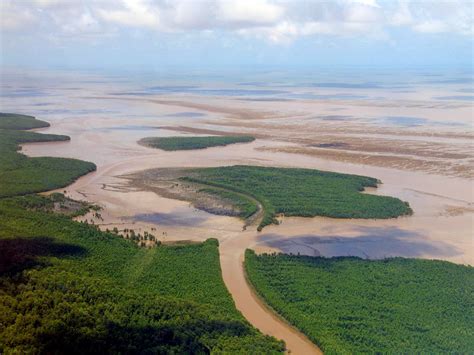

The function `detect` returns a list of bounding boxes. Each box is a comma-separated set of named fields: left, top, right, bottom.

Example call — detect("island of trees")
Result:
left=138, top=135, right=255, bottom=151
left=180, top=165, right=412, bottom=230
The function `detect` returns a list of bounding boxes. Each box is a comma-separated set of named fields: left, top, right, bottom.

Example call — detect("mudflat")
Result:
left=10, top=69, right=473, bottom=352
left=18, top=76, right=473, bottom=264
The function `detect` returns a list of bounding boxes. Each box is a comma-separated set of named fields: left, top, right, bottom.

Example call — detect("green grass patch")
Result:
left=181, top=165, right=412, bottom=230
left=0, top=197, right=284, bottom=353
left=139, top=135, right=255, bottom=151
left=0, top=113, right=96, bottom=198
left=245, top=251, right=474, bottom=354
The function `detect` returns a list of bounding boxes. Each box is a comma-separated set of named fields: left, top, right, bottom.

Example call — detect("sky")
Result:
left=0, top=0, right=473, bottom=71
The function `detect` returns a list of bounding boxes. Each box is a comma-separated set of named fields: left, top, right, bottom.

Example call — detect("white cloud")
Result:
left=59, top=11, right=101, bottom=35
left=0, top=1, right=37, bottom=30
left=390, top=0, right=473, bottom=36
left=172, top=1, right=216, bottom=30
left=345, top=3, right=382, bottom=23
left=31, top=0, right=63, bottom=6
left=350, top=0, right=380, bottom=8
left=2, top=0, right=473, bottom=43
left=413, top=20, right=448, bottom=34
left=390, top=2, right=413, bottom=26
left=217, top=0, right=284, bottom=27
left=97, top=0, right=161, bottom=29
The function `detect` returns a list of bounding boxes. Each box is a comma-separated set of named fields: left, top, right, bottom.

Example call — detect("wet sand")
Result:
left=9, top=70, right=473, bottom=353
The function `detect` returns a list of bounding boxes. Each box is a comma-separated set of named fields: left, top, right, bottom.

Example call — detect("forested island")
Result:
left=175, top=165, right=411, bottom=230
left=138, top=135, right=255, bottom=151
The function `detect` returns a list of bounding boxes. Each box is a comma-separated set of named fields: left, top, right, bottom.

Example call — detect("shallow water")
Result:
left=381, top=116, right=466, bottom=127
left=111, top=86, right=290, bottom=97
left=135, top=207, right=211, bottom=227
left=434, top=95, right=474, bottom=101
left=163, top=111, right=206, bottom=118
left=257, top=226, right=461, bottom=259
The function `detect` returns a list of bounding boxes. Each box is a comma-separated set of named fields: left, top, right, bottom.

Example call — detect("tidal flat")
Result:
left=11, top=69, right=472, bottom=265
left=4, top=68, right=473, bottom=353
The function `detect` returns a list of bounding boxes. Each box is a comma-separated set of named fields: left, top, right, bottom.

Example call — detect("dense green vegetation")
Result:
left=0, top=113, right=284, bottom=353
left=0, top=197, right=283, bottom=353
left=245, top=251, right=474, bottom=354
left=182, top=165, right=412, bottom=230
left=0, top=113, right=96, bottom=197
left=0, top=112, right=50, bottom=130
left=139, top=135, right=255, bottom=151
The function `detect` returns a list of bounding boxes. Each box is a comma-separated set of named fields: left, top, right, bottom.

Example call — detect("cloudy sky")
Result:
left=1, top=0, right=473, bottom=70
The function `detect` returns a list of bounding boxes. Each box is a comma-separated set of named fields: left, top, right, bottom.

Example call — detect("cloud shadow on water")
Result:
left=258, top=226, right=460, bottom=259
left=134, top=208, right=209, bottom=227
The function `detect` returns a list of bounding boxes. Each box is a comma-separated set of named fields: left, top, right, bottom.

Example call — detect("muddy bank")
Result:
left=121, top=168, right=250, bottom=220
